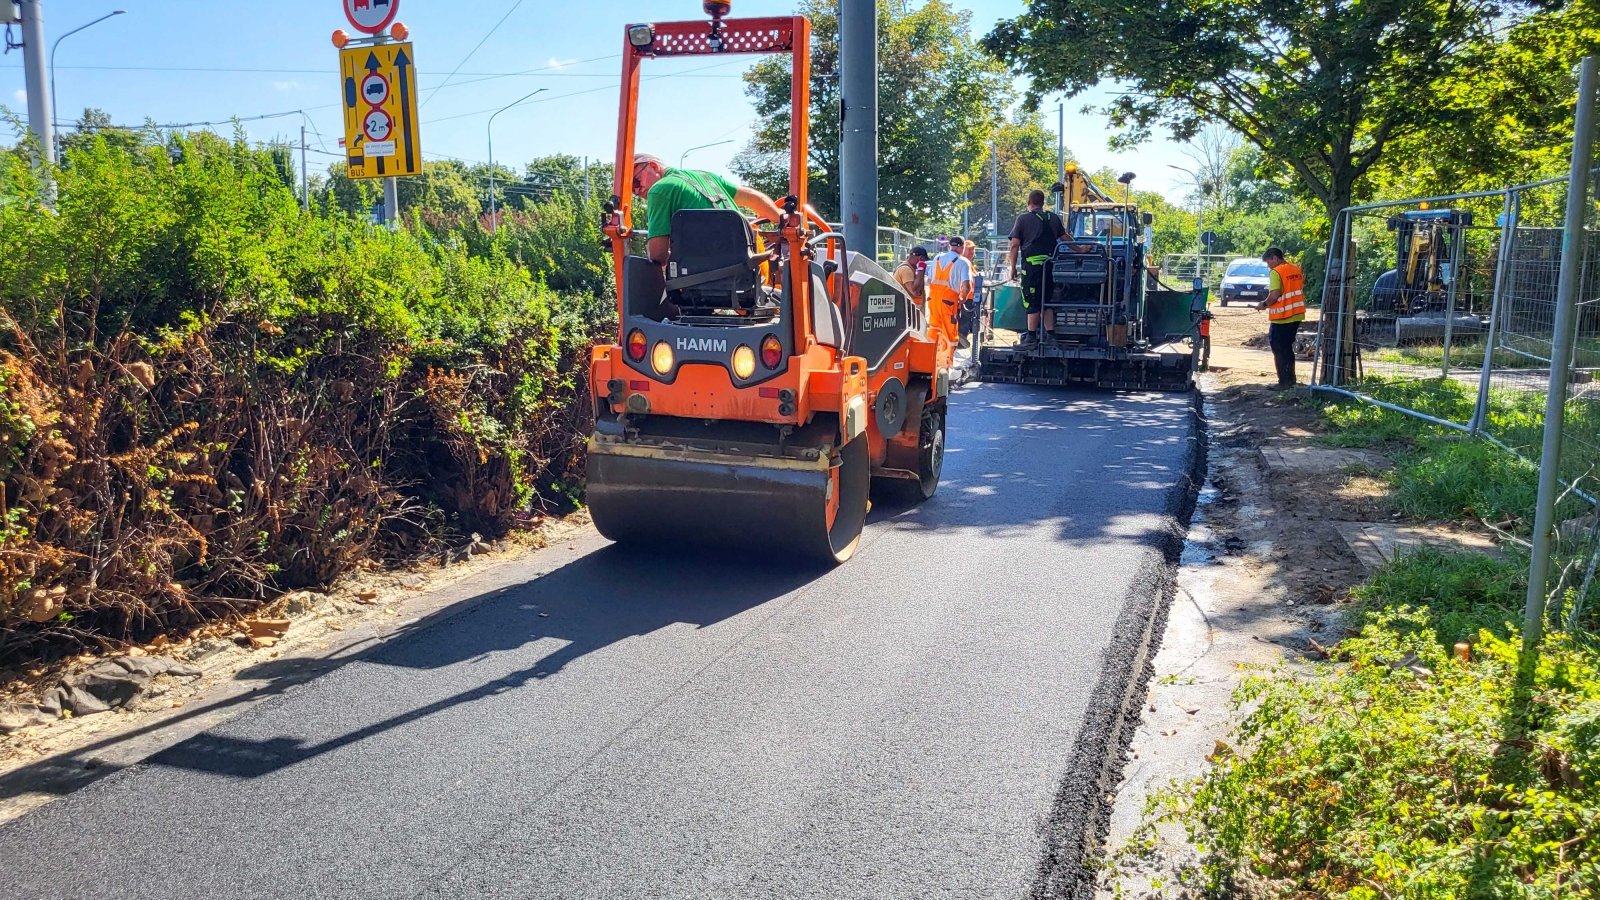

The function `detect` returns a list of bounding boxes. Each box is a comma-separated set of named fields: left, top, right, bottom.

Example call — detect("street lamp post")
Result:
left=1168, top=163, right=1213, bottom=286
left=50, top=9, right=125, bottom=156
left=679, top=139, right=733, bottom=168
left=487, top=87, right=548, bottom=234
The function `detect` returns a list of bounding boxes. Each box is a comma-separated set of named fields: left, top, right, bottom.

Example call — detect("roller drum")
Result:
left=587, top=438, right=869, bottom=565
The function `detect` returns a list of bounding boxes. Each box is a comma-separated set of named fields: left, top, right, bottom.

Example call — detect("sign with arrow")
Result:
left=339, top=42, right=420, bottom=179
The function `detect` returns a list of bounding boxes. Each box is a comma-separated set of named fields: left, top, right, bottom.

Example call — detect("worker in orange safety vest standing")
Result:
left=1256, top=246, right=1306, bottom=388
left=928, top=236, right=974, bottom=348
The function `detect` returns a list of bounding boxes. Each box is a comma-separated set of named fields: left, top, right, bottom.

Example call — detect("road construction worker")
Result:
left=1007, top=189, right=1066, bottom=349
left=960, top=237, right=982, bottom=350
left=928, top=236, right=973, bottom=347
left=1257, top=246, right=1307, bottom=388
left=630, top=153, right=784, bottom=268
left=1197, top=309, right=1214, bottom=371
left=894, top=246, right=929, bottom=304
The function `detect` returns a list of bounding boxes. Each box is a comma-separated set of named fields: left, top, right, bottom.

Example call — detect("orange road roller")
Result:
left=587, top=5, right=954, bottom=564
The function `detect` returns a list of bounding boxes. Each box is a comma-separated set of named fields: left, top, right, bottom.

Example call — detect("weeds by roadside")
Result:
left=1110, top=387, right=1600, bottom=897
left=1122, top=549, right=1600, bottom=898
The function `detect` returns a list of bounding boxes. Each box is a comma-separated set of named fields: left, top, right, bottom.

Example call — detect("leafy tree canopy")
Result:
left=961, top=112, right=1065, bottom=238
left=734, top=0, right=1012, bottom=228
left=985, top=0, right=1597, bottom=225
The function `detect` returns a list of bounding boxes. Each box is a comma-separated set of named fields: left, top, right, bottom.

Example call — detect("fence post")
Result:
left=1441, top=214, right=1467, bottom=377
left=1471, top=190, right=1519, bottom=434
left=1524, top=55, right=1599, bottom=655
left=1314, top=212, right=1341, bottom=386
left=1320, top=210, right=1357, bottom=387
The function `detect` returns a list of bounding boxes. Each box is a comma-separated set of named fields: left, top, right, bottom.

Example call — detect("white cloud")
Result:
left=545, top=57, right=578, bottom=71
left=12, top=89, right=25, bottom=105
left=272, top=80, right=304, bottom=92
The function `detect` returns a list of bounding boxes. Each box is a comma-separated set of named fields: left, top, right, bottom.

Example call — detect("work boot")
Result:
left=1016, top=332, right=1040, bottom=349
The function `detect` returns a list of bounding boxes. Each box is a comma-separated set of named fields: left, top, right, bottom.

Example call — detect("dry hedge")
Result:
left=0, top=130, right=602, bottom=664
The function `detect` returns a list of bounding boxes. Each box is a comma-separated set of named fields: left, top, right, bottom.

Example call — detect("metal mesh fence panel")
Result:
left=1309, top=170, right=1600, bottom=502
left=1161, top=253, right=1234, bottom=291
left=1312, top=193, right=1507, bottom=430
left=1481, top=172, right=1600, bottom=503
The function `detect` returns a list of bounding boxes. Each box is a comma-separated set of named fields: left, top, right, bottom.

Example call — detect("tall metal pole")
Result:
left=1055, top=102, right=1064, bottom=215
left=1470, top=190, right=1519, bottom=434
left=19, top=1, right=55, bottom=166
left=382, top=176, right=399, bottom=230
left=1523, top=55, right=1599, bottom=656
left=839, top=0, right=878, bottom=256
left=991, top=142, right=1000, bottom=230
left=300, top=124, right=309, bottom=212
left=49, top=9, right=123, bottom=157
left=487, top=87, right=547, bottom=235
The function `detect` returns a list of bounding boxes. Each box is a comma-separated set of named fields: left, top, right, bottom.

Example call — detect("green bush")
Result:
left=0, top=129, right=605, bottom=662
left=1161, top=550, right=1600, bottom=898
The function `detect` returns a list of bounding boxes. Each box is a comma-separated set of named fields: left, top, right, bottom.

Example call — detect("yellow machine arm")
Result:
left=1059, top=163, right=1113, bottom=205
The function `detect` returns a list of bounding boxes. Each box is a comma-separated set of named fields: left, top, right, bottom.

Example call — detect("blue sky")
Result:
left=2, top=1, right=1198, bottom=202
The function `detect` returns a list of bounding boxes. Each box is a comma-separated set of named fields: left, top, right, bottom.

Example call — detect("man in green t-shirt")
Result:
left=631, top=153, right=784, bottom=267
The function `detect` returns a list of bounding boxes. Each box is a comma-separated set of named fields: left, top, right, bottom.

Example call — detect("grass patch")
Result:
left=1306, top=381, right=1576, bottom=530
left=1371, top=336, right=1600, bottom=373
left=1143, top=549, right=1600, bottom=898
left=1392, top=437, right=1543, bottom=525
left=1307, top=378, right=1474, bottom=448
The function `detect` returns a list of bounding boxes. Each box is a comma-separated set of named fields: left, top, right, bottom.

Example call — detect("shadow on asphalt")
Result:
left=0, top=546, right=824, bottom=796
left=142, top=546, right=824, bottom=780
left=0, top=381, right=1197, bottom=800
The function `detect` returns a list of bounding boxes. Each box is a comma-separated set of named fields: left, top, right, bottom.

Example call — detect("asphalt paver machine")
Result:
left=586, top=3, right=955, bottom=565
left=979, top=167, right=1202, bottom=390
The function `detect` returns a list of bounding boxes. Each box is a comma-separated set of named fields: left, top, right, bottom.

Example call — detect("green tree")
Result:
left=1365, top=4, right=1600, bottom=197
left=733, top=0, right=1012, bottom=228
left=984, top=0, right=1594, bottom=231
left=962, top=112, right=1063, bottom=238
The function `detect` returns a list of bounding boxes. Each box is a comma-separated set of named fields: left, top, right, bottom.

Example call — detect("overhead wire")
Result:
left=427, top=57, right=751, bottom=125
left=420, top=0, right=528, bottom=109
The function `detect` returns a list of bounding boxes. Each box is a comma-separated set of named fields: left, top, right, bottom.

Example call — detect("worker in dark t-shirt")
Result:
left=1007, top=189, right=1066, bottom=348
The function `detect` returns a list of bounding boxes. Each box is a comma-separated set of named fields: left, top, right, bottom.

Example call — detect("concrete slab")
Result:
left=1260, top=444, right=1389, bottom=475
left=1333, top=521, right=1501, bottom=571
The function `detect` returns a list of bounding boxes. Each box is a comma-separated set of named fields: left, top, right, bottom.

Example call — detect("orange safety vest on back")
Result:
left=928, top=257, right=964, bottom=340
left=1268, top=262, right=1307, bottom=323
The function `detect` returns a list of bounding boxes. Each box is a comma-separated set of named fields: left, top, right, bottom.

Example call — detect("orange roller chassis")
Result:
left=585, top=4, right=951, bottom=565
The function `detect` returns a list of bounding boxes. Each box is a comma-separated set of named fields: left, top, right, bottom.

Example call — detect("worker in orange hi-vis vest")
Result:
left=928, top=236, right=973, bottom=347
left=1256, top=246, right=1306, bottom=388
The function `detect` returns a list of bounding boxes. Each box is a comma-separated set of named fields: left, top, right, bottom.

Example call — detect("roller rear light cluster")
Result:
left=620, top=330, right=784, bottom=381
left=760, top=334, right=783, bottom=369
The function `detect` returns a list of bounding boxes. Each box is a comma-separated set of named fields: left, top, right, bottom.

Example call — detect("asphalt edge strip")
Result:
left=1027, top=387, right=1210, bottom=900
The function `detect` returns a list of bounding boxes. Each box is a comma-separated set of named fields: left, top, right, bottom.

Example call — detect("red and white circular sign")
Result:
left=363, top=109, right=394, bottom=142
left=343, top=0, right=400, bottom=35
left=360, top=73, right=390, bottom=107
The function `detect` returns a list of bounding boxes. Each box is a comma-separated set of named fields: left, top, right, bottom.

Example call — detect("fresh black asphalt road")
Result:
left=0, top=382, right=1199, bottom=900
